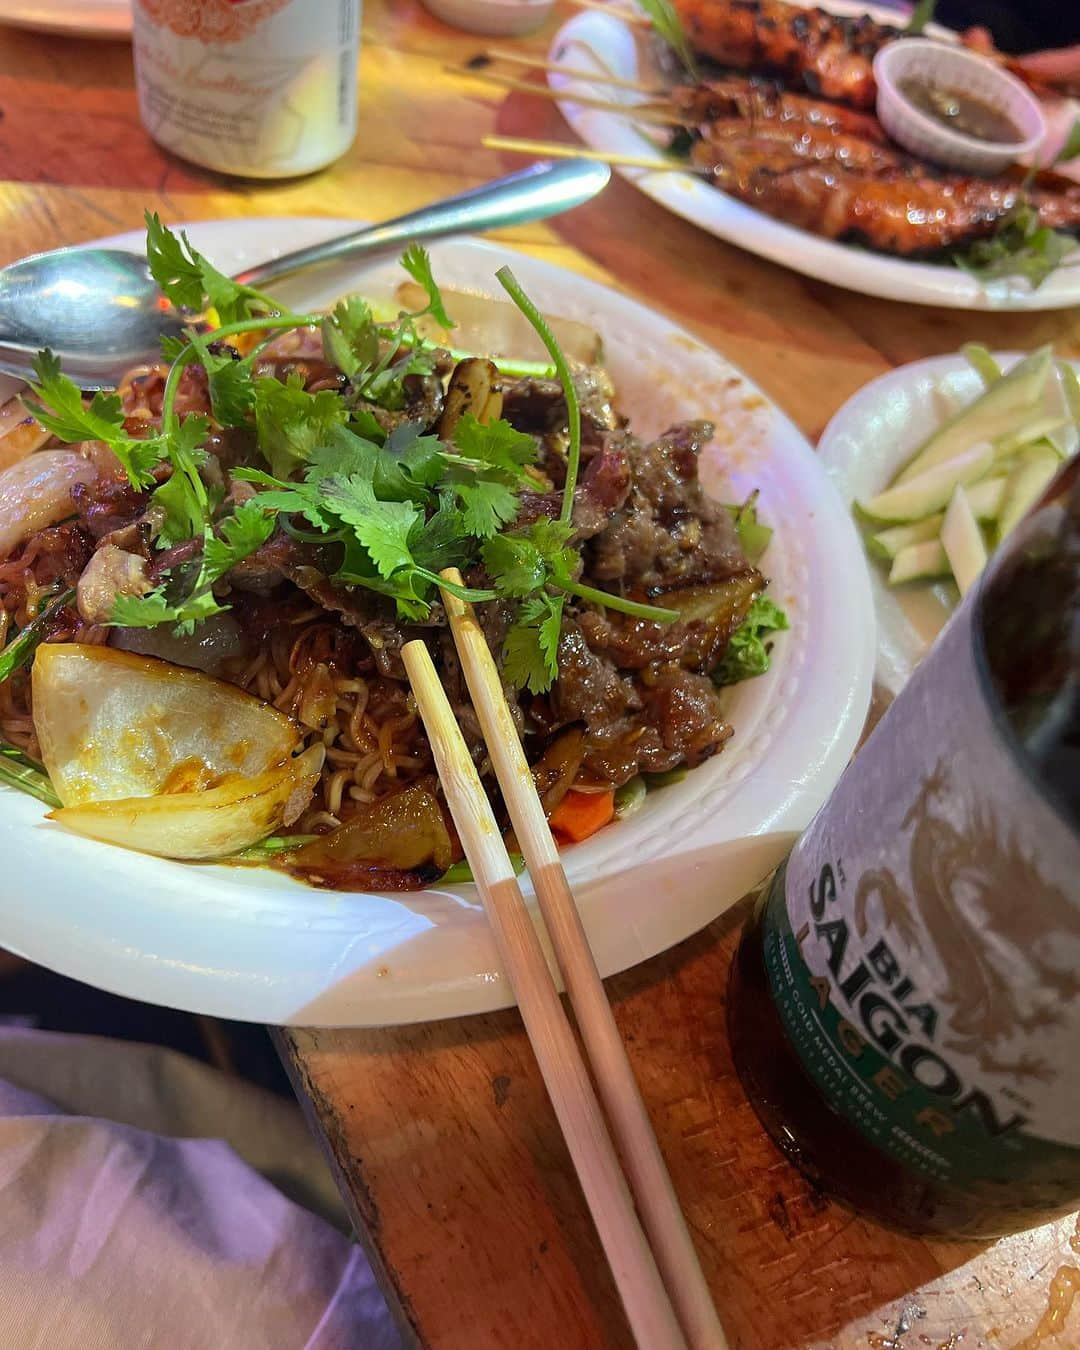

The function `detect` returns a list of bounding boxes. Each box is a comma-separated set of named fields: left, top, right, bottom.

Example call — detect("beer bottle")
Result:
left=727, top=461, right=1080, bottom=1238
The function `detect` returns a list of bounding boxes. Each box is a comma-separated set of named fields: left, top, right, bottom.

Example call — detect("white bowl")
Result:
left=420, top=0, right=553, bottom=36
left=874, top=39, right=1046, bottom=176
left=0, top=217, right=875, bottom=1028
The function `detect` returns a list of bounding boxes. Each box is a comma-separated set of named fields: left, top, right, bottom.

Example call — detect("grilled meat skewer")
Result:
left=672, top=75, right=888, bottom=141
left=673, top=0, right=899, bottom=108
left=691, top=135, right=1080, bottom=254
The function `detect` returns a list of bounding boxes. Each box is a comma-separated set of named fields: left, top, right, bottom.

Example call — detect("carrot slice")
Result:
left=548, top=788, right=615, bottom=843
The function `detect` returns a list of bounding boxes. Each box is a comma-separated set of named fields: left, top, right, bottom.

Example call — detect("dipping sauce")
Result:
left=899, top=78, right=1022, bottom=144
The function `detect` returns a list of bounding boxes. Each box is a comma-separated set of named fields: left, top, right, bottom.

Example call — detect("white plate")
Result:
left=0, top=217, right=874, bottom=1026
left=818, top=350, right=1079, bottom=693
left=547, top=5, right=1080, bottom=311
left=0, top=0, right=130, bottom=38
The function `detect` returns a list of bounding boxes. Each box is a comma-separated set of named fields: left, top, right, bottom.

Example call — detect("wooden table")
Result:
left=1, top=4, right=1078, bottom=1346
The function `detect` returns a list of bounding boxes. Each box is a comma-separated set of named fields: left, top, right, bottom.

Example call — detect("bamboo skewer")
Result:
left=479, top=46, right=668, bottom=97
left=400, top=638, right=687, bottom=1350
left=439, top=570, right=729, bottom=1350
left=568, top=0, right=652, bottom=26
left=484, top=135, right=703, bottom=175
left=450, top=63, right=684, bottom=126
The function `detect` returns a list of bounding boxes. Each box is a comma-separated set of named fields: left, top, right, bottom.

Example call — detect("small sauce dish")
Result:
left=874, top=39, right=1047, bottom=176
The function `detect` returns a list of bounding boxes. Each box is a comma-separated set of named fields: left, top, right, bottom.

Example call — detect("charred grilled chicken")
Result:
left=672, top=0, right=899, bottom=108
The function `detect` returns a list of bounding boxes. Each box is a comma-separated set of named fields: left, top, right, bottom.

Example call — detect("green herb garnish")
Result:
left=725, top=490, right=773, bottom=564
left=111, top=499, right=276, bottom=634
left=637, top=0, right=698, bottom=79
left=144, top=210, right=280, bottom=325
left=1057, top=119, right=1080, bottom=166
left=24, top=352, right=166, bottom=490
left=440, top=852, right=525, bottom=883
left=0, top=588, right=75, bottom=685
left=0, top=743, right=60, bottom=808
left=904, top=0, right=936, bottom=35
left=713, top=594, right=789, bottom=686
left=955, top=201, right=1076, bottom=291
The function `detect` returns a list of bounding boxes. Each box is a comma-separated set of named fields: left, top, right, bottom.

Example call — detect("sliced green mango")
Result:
left=941, top=487, right=987, bottom=598
left=860, top=442, right=994, bottom=522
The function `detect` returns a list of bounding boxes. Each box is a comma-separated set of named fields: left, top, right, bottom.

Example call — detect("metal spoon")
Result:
left=0, top=159, right=610, bottom=390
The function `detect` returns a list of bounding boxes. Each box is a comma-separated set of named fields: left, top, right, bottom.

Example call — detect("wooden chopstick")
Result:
left=483, top=135, right=704, bottom=176
left=438, top=571, right=729, bottom=1350
left=450, top=64, right=684, bottom=127
left=400, top=639, right=687, bottom=1350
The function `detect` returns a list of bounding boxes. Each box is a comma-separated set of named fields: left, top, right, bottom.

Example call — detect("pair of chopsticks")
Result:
left=401, top=570, right=727, bottom=1350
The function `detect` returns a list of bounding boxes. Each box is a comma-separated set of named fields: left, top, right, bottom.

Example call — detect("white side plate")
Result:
left=818, top=351, right=1079, bottom=693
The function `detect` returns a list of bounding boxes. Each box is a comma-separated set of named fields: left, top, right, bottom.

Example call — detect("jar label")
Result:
left=764, top=597, right=1080, bottom=1184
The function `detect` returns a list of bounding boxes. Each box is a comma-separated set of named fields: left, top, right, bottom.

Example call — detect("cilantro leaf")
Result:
left=451, top=414, right=536, bottom=477
left=410, top=497, right=470, bottom=573
left=24, top=350, right=165, bottom=489
left=454, top=479, right=521, bottom=539
left=111, top=590, right=182, bottom=630
left=321, top=296, right=380, bottom=380
left=144, top=211, right=206, bottom=312
left=254, top=375, right=348, bottom=478
left=316, top=474, right=421, bottom=580
left=387, top=422, right=445, bottom=487
left=231, top=469, right=327, bottom=532
left=525, top=517, right=577, bottom=577
left=149, top=413, right=213, bottom=547
left=144, top=211, right=276, bottom=325
left=440, top=416, right=539, bottom=539
left=152, top=466, right=208, bottom=548
left=400, top=244, right=455, bottom=330
left=481, top=531, right=547, bottom=597
left=503, top=593, right=563, bottom=694
left=201, top=498, right=276, bottom=577
left=159, top=334, right=187, bottom=362
left=184, top=330, right=254, bottom=428
left=712, top=595, right=789, bottom=686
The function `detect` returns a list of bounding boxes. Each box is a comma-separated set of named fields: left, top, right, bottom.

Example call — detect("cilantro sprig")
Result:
left=496, top=266, right=582, bottom=523
left=144, top=211, right=281, bottom=325
left=111, top=499, right=276, bottom=634
left=25, top=352, right=167, bottom=490
left=490, top=265, right=678, bottom=691
left=235, top=425, right=497, bottom=620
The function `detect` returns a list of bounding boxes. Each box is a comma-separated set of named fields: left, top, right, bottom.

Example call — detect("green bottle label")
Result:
left=763, top=595, right=1080, bottom=1187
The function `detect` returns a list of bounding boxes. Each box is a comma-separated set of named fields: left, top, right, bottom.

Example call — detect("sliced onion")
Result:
left=0, top=451, right=97, bottom=558
left=49, top=746, right=324, bottom=860
left=0, top=396, right=51, bottom=471
left=33, top=644, right=300, bottom=807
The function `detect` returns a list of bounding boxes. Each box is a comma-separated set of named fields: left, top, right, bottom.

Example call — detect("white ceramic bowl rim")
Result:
left=873, top=38, right=1047, bottom=156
